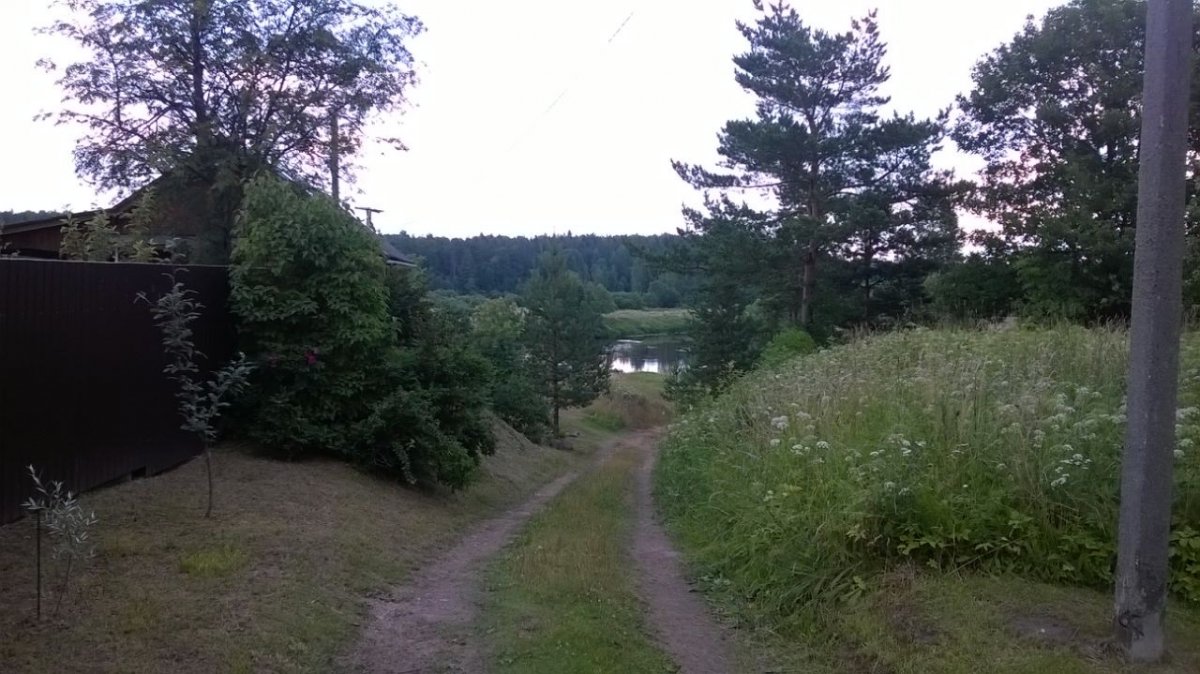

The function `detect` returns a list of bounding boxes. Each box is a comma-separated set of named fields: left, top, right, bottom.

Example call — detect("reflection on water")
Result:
left=609, top=339, right=687, bottom=374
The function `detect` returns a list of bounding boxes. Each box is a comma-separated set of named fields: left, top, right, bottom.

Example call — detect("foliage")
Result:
left=42, top=0, right=423, bottom=192
left=22, top=465, right=99, bottom=618
left=671, top=2, right=961, bottom=330
left=231, top=176, right=491, bottom=488
left=522, top=250, right=611, bottom=435
left=924, top=254, right=1022, bottom=321
left=954, top=0, right=1200, bottom=321
left=472, top=298, right=550, bottom=441
left=757, top=328, right=817, bottom=369
left=382, top=267, right=496, bottom=487
left=231, top=175, right=392, bottom=454
left=386, top=232, right=693, bottom=302
left=139, top=272, right=253, bottom=517
left=657, top=327, right=1200, bottom=632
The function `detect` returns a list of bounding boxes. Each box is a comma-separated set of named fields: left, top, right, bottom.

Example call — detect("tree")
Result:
left=472, top=298, right=550, bottom=440
left=954, top=0, right=1200, bottom=320
left=672, top=2, right=959, bottom=328
left=139, top=273, right=253, bottom=517
left=521, top=249, right=610, bottom=436
left=43, top=0, right=422, bottom=253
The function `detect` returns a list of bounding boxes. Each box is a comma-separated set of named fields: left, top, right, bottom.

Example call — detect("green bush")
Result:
left=230, top=176, right=491, bottom=488
left=611, top=292, right=647, bottom=310
left=657, top=327, right=1200, bottom=633
left=756, top=328, right=817, bottom=369
left=471, top=298, right=550, bottom=441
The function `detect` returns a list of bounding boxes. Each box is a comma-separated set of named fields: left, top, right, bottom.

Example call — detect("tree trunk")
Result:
left=204, top=445, right=215, bottom=518
left=189, top=2, right=210, bottom=148
left=54, top=555, right=73, bottom=617
left=799, top=243, right=817, bottom=327
left=35, top=511, right=42, bottom=621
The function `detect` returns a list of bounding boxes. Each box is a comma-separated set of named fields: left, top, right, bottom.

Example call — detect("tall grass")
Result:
left=656, top=326, right=1200, bottom=631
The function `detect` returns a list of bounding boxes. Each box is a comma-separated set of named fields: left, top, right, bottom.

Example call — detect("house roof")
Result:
left=1, top=176, right=416, bottom=267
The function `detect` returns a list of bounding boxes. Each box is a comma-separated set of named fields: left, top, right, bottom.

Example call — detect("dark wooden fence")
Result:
left=0, top=259, right=235, bottom=523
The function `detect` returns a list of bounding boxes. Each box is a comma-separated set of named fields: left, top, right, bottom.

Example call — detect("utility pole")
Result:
left=356, top=206, right=383, bottom=231
left=1114, top=0, right=1192, bottom=662
left=330, top=108, right=341, bottom=204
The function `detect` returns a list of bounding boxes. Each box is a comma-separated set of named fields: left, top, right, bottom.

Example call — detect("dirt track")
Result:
left=344, top=429, right=733, bottom=673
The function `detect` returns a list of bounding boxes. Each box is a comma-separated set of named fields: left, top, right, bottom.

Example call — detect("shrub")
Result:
left=471, top=298, right=550, bottom=441
left=657, top=327, right=1200, bottom=633
left=230, top=176, right=491, bottom=488
left=756, top=328, right=817, bottom=369
left=611, top=291, right=647, bottom=310
left=924, top=255, right=1022, bottom=322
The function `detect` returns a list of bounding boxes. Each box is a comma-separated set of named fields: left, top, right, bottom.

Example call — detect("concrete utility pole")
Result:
left=1114, top=0, right=1192, bottom=662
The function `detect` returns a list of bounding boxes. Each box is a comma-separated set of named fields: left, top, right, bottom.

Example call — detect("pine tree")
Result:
left=673, top=2, right=960, bottom=328
left=521, top=249, right=611, bottom=436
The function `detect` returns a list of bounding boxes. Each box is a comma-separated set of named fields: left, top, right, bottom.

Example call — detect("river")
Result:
left=609, top=338, right=687, bottom=374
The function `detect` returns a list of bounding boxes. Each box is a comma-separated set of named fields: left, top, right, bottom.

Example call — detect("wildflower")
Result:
left=1050, top=476, right=1068, bottom=487
left=771, top=415, right=789, bottom=431
left=1175, top=449, right=1185, bottom=460
left=769, top=439, right=781, bottom=448
left=883, top=481, right=896, bottom=491
left=815, top=440, right=831, bottom=451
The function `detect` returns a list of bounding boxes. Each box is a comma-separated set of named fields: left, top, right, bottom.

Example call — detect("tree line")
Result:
left=385, top=232, right=694, bottom=308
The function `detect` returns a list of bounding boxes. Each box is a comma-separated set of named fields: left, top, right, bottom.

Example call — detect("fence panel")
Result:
left=0, top=259, right=234, bottom=523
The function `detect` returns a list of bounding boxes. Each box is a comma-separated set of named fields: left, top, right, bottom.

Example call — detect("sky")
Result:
left=0, top=0, right=1063, bottom=238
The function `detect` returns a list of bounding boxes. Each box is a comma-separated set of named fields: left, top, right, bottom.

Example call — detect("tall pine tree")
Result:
left=672, top=2, right=960, bottom=329
left=521, top=250, right=611, bottom=436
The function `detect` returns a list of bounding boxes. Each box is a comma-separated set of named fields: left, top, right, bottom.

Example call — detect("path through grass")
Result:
left=481, top=431, right=675, bottom=673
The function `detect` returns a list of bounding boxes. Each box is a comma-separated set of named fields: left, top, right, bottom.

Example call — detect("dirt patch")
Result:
left=343, top=438, right=621, bottom=673
left=631, top=431, right=734, bottom=674
left=1009, top=615, right=1081, bottom=647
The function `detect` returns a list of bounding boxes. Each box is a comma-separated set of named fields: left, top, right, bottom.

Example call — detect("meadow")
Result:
left=656, top=326, right=1200, bottom=670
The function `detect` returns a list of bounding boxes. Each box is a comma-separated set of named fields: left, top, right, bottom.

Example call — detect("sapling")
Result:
left=138, top=272, right=253, bottom=517
left=21, top=465, right=99, bottom=619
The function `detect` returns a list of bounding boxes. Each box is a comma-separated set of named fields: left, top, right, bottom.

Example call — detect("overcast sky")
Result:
left=0, top=0, right=1062, bottom=238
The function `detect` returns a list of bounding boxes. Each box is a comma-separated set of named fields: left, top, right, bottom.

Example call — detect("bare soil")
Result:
left=631, top=430, right=735, bottom=674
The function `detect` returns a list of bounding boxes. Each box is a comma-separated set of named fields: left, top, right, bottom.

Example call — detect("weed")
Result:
left=657, top=326, right=1200, bottom=632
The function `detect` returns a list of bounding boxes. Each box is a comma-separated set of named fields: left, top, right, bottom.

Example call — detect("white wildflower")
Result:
left=770, top=415, right=789, bottom=431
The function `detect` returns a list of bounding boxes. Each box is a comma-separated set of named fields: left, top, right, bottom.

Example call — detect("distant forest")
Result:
left=385, top=232, right=693, bottom=307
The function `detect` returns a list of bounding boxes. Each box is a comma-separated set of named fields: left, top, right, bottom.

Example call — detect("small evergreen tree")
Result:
left=521, top=250, right=610, bottom=436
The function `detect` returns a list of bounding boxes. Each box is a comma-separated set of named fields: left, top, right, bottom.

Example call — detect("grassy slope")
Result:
left=656, top=327, right=1200, bottom=672
left=604, top=308, right=691, bottom=338
left=0, top=420, right=578, bottom=673
left=480, top=374, right=674, bottom=672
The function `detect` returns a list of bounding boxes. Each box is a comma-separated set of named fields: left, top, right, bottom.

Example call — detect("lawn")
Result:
left=0, top=419, right=578, bottom=673
left=603, top=308, right=691, bottom=338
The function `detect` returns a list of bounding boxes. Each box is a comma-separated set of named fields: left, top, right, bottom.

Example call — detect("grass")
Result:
left=656, top=325, right=1200, bottom=671
left=579, top=372, right=672, bottom=433
left=604, top=308, right=691, bottom=338
left=179, top=543, right=248, bottom=577
left=0, top=418, right=578, bottom=673
left=481, top=374, right=674, bottom=672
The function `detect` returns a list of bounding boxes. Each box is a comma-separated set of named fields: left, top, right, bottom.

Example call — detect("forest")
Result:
left=385, top=232, right=693, bottom=308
